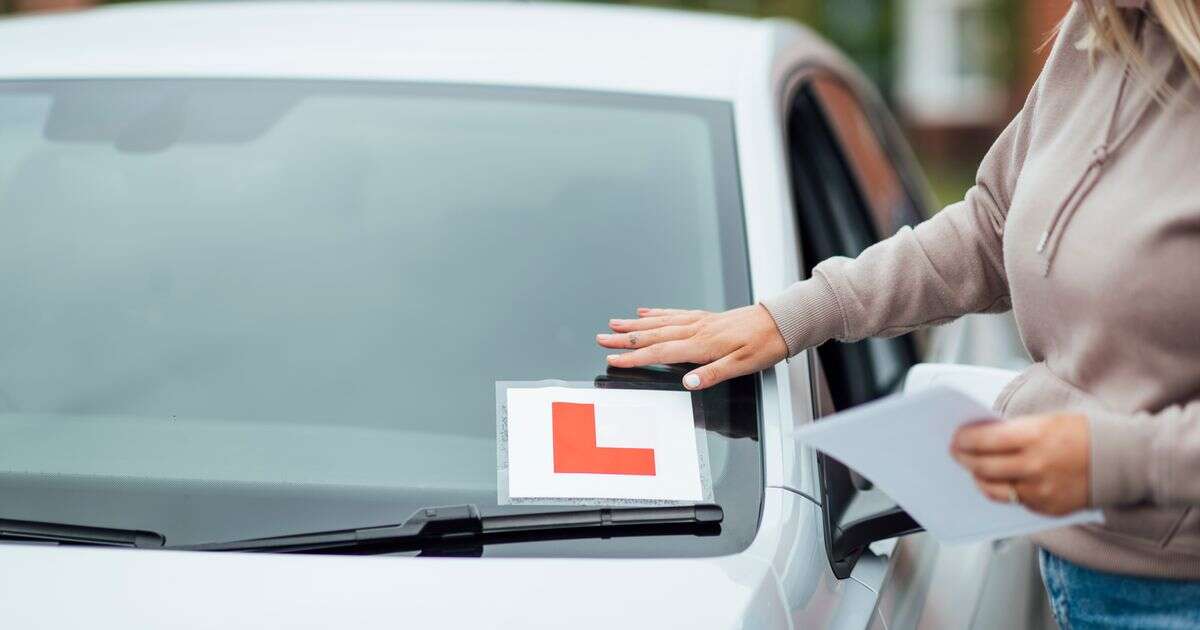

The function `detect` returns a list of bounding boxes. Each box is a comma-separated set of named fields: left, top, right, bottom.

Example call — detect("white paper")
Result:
left=794, top=386, right=1103, bottom=545
left=502, top=386, right=707, bottom=505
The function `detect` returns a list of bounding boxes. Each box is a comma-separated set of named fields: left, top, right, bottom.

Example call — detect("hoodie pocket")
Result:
left=1003, top=363, right=1200, bottom=552
left=1098, top=506, right=1193, bottom=550
left=1163, top=507, right=1200, bottom=553
left=993, top=365, right=1036, bottom=415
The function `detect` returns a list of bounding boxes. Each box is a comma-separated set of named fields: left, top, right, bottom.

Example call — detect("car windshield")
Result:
left=0, top=79, right=761, bottom=557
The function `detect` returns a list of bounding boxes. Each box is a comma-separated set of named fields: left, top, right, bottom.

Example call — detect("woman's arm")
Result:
left=600, top=100, right=1039, bottom=390
left=600, top=8, right=1082, bottom=390
left=764, top=61, right=1056, bottom=354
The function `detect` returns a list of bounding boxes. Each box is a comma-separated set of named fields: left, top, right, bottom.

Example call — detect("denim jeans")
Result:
left=1040, top=549, right=1200, bottom=629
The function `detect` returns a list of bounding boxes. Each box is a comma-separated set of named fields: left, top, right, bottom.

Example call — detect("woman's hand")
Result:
left=951, top=412, right=1091, bottom=516
left=597, top=305, right=788, bottom=390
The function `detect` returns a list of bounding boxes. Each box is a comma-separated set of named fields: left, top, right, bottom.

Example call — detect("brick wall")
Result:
left=1014, top=0, right=1073, bottom=109
left=13, top=0, right=93, bottom=12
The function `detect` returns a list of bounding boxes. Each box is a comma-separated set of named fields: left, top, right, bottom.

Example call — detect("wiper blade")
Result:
left=0, top=518, right=165, bottom=548
left=182, top=504, right=722, bottom=554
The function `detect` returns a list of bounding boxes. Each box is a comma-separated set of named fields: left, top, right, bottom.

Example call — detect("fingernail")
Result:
left=683, top=374, right=701, bottom=389
left=607, top=354, right=619, bottom=363
left=597, top=334, right=612, bottom=341
left=610, top=319, right=626, bottom=326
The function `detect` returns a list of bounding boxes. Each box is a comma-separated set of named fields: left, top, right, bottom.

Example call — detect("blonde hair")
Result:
left=1072, top=1, right=1200, bottom=95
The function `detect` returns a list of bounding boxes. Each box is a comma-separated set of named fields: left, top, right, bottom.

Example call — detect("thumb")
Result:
left=683, top=353, right=742, bottom=391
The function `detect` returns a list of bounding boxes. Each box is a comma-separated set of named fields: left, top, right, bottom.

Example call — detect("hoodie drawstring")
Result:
left=1035, top=12, right=1164, bottom=276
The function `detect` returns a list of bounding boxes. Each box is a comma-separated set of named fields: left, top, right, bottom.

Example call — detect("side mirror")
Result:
left=815, top=362, right=1019, bottom=579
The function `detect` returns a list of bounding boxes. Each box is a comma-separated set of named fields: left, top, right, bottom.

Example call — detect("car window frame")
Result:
left=781, top=68, right=930, bottom=579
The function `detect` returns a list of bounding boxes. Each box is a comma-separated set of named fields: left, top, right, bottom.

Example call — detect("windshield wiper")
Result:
left=181, top=504, right=722, bottom=554
left=0, top=518, right=165, bottom=548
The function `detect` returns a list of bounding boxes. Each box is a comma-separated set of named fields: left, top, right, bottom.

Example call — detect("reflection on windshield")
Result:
left=44, top=83, right=299, bottom=151
left=0, top=80, right=760, bottom=556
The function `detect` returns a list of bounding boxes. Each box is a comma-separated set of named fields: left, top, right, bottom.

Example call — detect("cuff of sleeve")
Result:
left=759, top=274, right=845, bottom=358
left=1088, top=409, right=1154, bottom=507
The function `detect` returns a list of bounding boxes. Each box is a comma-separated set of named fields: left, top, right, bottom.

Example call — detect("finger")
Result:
left=637, top=307, right=697, bottom=318
left=683, top=351, right=750, bottom=390
left=597, top=325, right=693, bottom=349
left=606, top=340, right=701, bottom=369
left=954, top=452, right=1032, bottom=482
left=974, top=478, right=1017, bottom=503
left=608, top=314, right=700, bottom=333
left=953, top=419, right=1040, bottom=454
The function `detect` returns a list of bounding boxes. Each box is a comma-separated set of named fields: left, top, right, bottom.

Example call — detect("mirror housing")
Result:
left=818, top=451, right=921, bottom=579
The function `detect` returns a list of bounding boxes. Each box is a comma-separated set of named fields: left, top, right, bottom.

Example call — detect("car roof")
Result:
left=0, top=1, right=843, bottom=100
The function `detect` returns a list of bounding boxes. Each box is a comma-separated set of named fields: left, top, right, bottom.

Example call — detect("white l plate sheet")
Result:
left=500, top=385, right=707, bottom=505
left=793, top=386, right=1103, bottom=545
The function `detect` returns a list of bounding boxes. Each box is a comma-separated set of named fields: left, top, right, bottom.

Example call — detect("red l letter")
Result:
left=552, top=402, right=656, bottom=476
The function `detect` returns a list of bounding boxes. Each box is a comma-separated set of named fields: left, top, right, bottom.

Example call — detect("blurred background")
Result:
left=0, top=0, right=1072, bottom=208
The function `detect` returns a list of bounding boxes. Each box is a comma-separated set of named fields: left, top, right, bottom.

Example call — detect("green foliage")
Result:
left=981, top=0, right=1021, bottom=85
left=918, top=155, right=977, bottom=211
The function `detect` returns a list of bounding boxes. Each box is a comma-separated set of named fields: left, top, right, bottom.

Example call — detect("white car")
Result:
left=0, top=2, right=1039, bottom=628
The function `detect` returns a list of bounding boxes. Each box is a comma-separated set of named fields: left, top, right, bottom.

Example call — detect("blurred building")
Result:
left=897, top=0, right=1071, bottom=165
left=7, top=0, right=91, bottom=11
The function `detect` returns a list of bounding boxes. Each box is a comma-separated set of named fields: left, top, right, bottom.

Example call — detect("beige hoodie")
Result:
left=762, top=5, right=1200, bottom=579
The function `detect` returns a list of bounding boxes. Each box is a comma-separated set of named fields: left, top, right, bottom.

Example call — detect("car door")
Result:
left=781, top=71, right=1044, bottom=628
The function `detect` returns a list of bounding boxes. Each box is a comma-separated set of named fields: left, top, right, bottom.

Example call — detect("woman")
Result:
left=597, top=0, right=1200, bottom=626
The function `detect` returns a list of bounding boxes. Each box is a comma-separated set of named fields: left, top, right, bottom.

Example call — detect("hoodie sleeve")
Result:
left=1089, top=401, right=1200, bottom=507
left=758, top=8, right=1084, bottom=357
left=761, top=107, right=1030, bottom=356
left=759, top=6, right=1101, bottom=357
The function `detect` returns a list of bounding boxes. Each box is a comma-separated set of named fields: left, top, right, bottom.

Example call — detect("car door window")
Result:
left=787, top=76, right=923, bottom=412
left=810, top=79, right=918, bottom=240
left=786, top=74, right=930, bottom=578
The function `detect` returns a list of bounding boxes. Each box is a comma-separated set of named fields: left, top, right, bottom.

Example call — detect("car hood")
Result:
left=0, top=543, right=788, bottom=629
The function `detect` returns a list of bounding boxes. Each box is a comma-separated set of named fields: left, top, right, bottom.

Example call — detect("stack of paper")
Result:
left=793, top=387, right=1102, bottom=544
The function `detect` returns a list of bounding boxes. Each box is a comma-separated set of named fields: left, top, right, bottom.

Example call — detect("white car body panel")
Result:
left=1, top=1, right=793, bottom=100
left=1, top=489, right=878, bottom=630
left=1, top=534, right=780, bottom=629
left=0, top=3, right=1040, bottom=628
